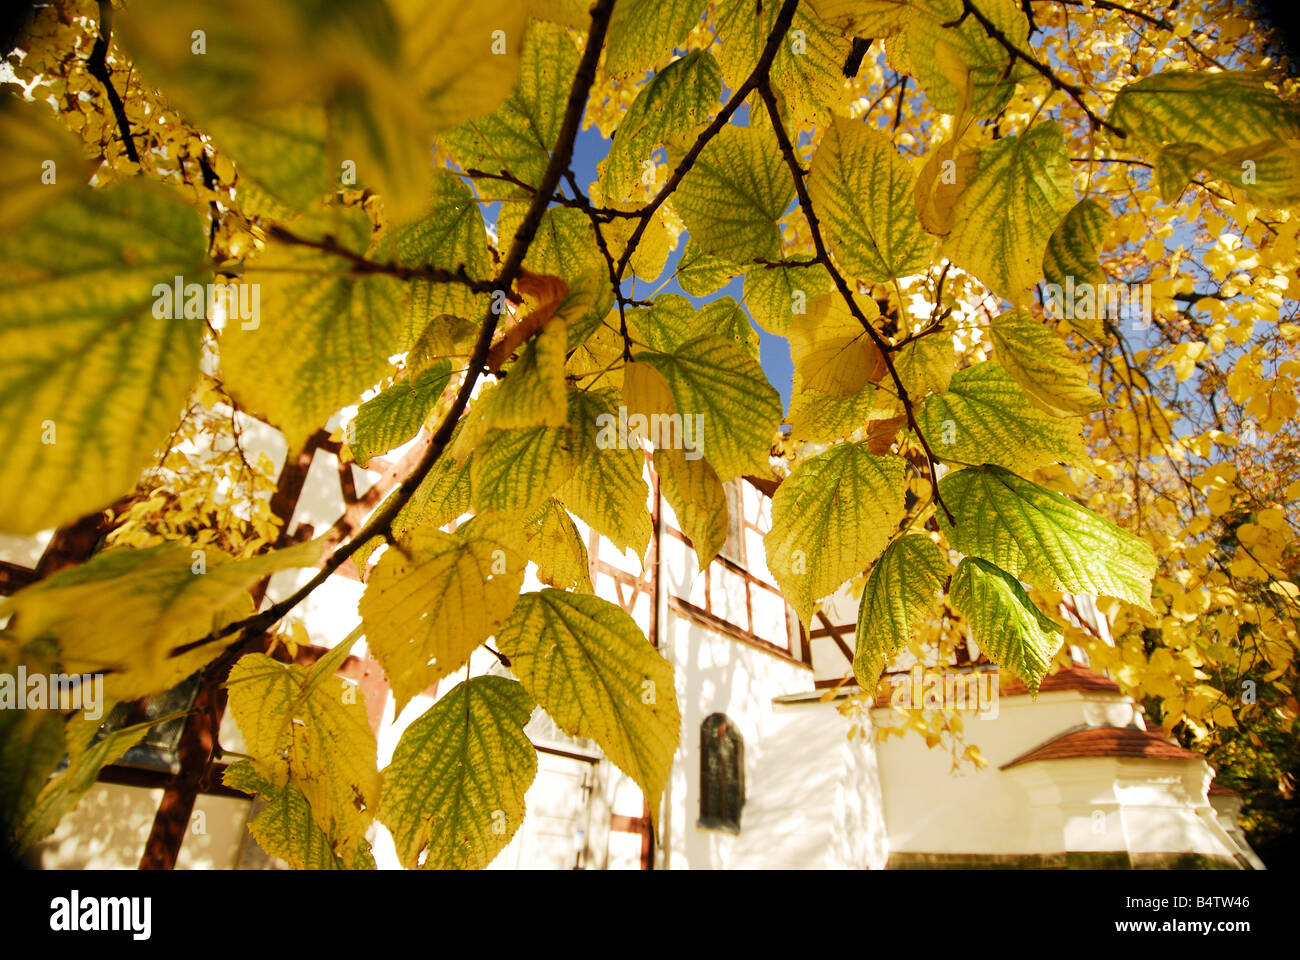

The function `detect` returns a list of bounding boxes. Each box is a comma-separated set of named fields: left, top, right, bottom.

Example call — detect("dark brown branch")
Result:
left=265, top=225, right=499, bottom=292
left=756, top=79, right=956, bottom=526
left=170, top=0, right=619, bottom=662
left=86, top=1, right=139, bottom=165
left=465, top=167, right=640, bottom=221
left=956, top=0, right=1126, bottom=137
left=610, top=0, right=802, bottom=283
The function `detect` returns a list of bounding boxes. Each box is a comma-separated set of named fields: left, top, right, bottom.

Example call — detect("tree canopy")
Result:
left=1, top=0, right=1297, bottom=867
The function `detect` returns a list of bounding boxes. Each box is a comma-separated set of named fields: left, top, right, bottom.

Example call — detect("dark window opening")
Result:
left=698, top=713, right=744, bottom=833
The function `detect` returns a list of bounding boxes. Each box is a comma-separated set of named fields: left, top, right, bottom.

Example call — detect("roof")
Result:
left=864, top=662, right=1120, bottom=706
left=1208, top=781, right=1239, bottom=796
left=1001, top=725, right=1203, bottom=769
left=998, top=663, right=1121, bottom=697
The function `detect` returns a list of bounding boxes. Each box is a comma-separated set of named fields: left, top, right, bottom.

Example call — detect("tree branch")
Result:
left=171, top=0, right=619, bottom=663
left=755, top=79, right=956, bottom=526
left=86, top=1, right=140, bottom=165
left=610, top=0, right=802, bottom=283
left=265, top=225, right=499, bottom=292
left=955, top=0, right=1127, bottom=138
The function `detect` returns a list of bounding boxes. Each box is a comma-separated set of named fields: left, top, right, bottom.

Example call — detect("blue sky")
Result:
left=569, top=123, right=796, bottom=411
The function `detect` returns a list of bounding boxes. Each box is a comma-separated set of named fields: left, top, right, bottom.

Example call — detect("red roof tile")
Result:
left=1001, top=726, right=1203, bottom=769
left=999, top=663, right=1121, bottom=697
left=868, top=663, right=1120, bottom=706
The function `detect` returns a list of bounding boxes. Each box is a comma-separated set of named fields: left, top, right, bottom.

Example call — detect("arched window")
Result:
left=698, top=713, right=744, bottom=832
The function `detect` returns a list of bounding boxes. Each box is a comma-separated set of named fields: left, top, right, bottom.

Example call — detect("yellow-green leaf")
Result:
left=605, top=0, right=708, bottom=78
left=558, top=388, right=652, bottom=557
left=657, top=447, right=729, bottom=569
left=358, top=518, right=526, bottom=711
left=950, top=556, right=1063, bottom=695
left=809, top=116, right=932, bottom=283
left=495, top=590, right=681, bottom=824
left=0, top=539, right=323, bottom=702
left=350, top=362, right=451, bottom=467
left=638, top=334, right=783, bottom=480
left=938, top=464, right=1157, bottom=609
left=918, top=360, right=1090, bottom=471
left=990, top=310, right=1105, bottom=416
left=379, top=676, right=537, bottom=870
left=523, top=500, right=594, bottom=593
left=674, top=124, right=794, bottom=263
left=0, top=181, right=208, bottom=535
left=224, top=760, right=376, bottom=870
left=765, top=442, right=906, bottom=625
left=225, top=646, right=381, bottom=859
left=853, top=534, right=948, bottom=693
left=945, top=121, right=1075, bottom=303
left=1109, top=70, right=1300, bottom=152
left=225, top=210, right=408, bottom=451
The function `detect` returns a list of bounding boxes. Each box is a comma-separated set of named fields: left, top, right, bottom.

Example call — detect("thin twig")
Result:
left=170, top=0, right=619, bottom=664
left=756, top=79, right=956, bottom=525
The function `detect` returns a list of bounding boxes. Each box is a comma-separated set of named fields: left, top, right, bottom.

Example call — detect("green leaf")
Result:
left=638, top=334, right=783, bottom=480
left=523, top=500, right=594, bottom=593
left=471, top=424, right=576, bottom=516
left=557, top=388, right=652, bottom=557
left=938, top=464, right=1157, bottom=609
left=893, top=334, right=955, bottom=401
left=809, top=116, right=932, bottom=283
left=226, top=647, right=381, bottom=859
left=350, top=362, right=451, bottom=467
left=605, top=0, right=708, bottom=77
left=206, top=107, right=333, bottom=221
left=674, top=124, right=795, bottom=263
left=990, top=310, right=1105, bottom=416
left=677, top=238, right=737, bottom=297
left=495, top=590, right=681, bottom=824
left=225, top=761, right=376, bottom=870
left=0, top=539, right=324, bottom=703
left=946, top=120, right=1075, bottom=303
left=917, top=361, right=1090, bottom=472
left=765, top=443, right=907, bottom=625
left=853, top=535, right=948, bottom=693
left=603, top=50, right=721, bottom=202
left=358, top=518, right=526, bottom=711
left=715, top=0, right=853, bottom=125
left=397, top=170, right=494, bottom=337
left=444, top=20, right=580, bottom=196
left=0, top=181, right=208, bottom=535
left=379, top=676, right=537, bottom=869
left=1109, top=70, right=1300, bottom=152
left=656, top=448, right=729, bottom=569
left=950, top=556, right=1063, bottom=695
left=1042, top=198, right=1109, bottom=339
left=226, top=209, right=409, bottom=451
